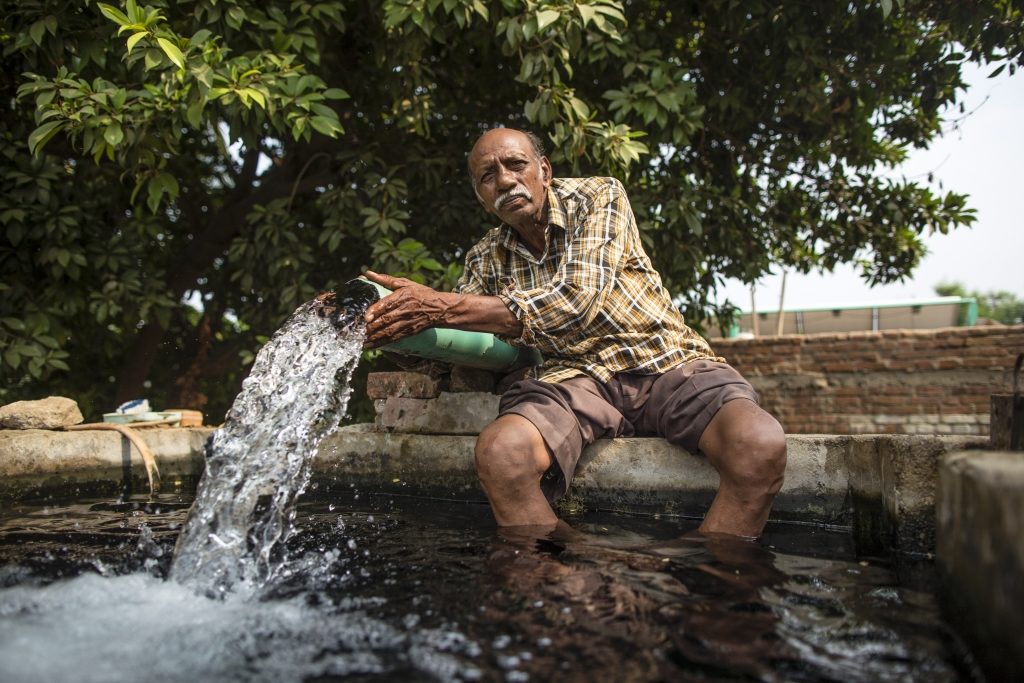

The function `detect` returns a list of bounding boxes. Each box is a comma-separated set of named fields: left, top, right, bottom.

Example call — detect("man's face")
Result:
left=468, top=129, right=552, bottom=228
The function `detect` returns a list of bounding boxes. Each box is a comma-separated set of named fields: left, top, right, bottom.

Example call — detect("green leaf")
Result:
left=191, top=64, right=214, bottom=89
left=2, top=317, right=26, bottom=331
left=144, top=48, right=163, bottom=70
left=16, top=343, right=42, bottom=357
left=244, top=88, right=266, bottom=108
left=29, top=20, right=46, bottom=46
left=103, top=122, right=124, bottom=146
left=310, top=115, right=341, bottom=136
left=157, top=37, right=185, bottom=70
left=97, top=3, right=131, bottom=25
left=880, top=0, right=893, bottom=18
left=191, top=29, right=212, bottom=46
left=323, top=88, right=350, bottom=100
left=536, top=9, right=560, bottom=32
left=569, top=97, right=590, bottom=121
left=27, top=120, right=64, bottom=155
left=126, top=31, right=147, bottom=54
left=4, top=349, right=21, bottom=370
left=186, top=100, right=204, bottom=129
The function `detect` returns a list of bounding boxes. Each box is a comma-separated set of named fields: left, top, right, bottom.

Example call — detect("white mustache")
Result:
left=494, top=185, right=532, bottom=212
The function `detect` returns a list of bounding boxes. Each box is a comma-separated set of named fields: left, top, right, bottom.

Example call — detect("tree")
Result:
left=936, top=282, right=1024, bottom=325
left=2, top=0, right=1022, bottom=420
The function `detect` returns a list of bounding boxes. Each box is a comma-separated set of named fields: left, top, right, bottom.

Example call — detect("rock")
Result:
left=0, top=396, right=84, bottom=430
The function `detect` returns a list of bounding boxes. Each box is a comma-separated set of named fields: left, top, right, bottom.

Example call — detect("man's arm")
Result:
left=362, top=271, right=522, bottom=348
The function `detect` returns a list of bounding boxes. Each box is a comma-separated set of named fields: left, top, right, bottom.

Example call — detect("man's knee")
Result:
left=474, top=416, right=549, bottom=488
left=714, top=406, right=787, bottom=492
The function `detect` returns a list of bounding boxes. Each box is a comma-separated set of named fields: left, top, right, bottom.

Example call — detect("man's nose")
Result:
left=495, top=165, right=516, bottom=189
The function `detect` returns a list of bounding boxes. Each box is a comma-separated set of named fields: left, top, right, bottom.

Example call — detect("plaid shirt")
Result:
left=456, top=176, right=721, bottom=383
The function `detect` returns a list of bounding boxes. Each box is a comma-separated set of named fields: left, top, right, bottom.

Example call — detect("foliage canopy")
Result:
left=936, top=282, right=1024, bottom=325
left=2, top=0, right=1022, bottom=419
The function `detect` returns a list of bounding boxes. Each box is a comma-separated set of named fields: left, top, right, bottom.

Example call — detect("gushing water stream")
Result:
left=170, top=301, right=364, bottom=595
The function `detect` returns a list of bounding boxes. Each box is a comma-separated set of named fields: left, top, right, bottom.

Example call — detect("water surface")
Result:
left=0, top=493, right=976, bottom=682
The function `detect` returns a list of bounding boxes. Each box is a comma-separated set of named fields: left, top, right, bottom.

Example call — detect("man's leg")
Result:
left=634, top=362, right=786, bottom=538
left=476, top=376, right=631, bottom=528
left=475, top=414, right=558, bottom=527
left=697, top=398, right=787, bottom=537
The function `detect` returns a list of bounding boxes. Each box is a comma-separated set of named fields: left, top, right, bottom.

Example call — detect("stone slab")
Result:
left=374, top=392, right=499, bottom=434
left=0, top=427, right=213, bottom=499
left=937, top=451, right=1024, bottom=683
left=366, top=372, right=440, bottom=399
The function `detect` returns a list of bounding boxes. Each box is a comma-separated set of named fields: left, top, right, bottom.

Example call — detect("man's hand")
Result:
left=362, top=271, right=455, bottom=348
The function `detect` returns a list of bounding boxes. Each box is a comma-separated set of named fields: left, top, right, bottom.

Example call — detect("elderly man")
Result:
left=361, top=127, right=786, bottom=538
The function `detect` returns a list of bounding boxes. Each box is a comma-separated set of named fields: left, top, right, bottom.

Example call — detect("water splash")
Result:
left=169, top=301, right=363, bottom=596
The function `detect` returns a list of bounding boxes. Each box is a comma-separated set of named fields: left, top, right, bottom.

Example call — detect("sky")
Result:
left=715, top=62, right=1024, bottom=312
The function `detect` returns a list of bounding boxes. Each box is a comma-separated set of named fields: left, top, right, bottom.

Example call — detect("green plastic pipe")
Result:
left=359, top=278, right=542, bottom=371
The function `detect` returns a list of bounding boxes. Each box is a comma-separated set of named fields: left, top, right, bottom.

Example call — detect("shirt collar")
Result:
left=496, top=182, right=566, bottom=255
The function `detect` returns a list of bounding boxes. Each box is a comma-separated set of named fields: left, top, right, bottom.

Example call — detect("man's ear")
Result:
left=540, top=157, right=552, bottom=187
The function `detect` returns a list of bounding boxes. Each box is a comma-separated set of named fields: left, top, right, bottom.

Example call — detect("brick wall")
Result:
left=711, top=325, right=1024, bottom=436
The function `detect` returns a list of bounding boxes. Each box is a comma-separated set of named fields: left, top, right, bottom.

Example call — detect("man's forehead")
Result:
left=470, top=130, right=535, bottom=165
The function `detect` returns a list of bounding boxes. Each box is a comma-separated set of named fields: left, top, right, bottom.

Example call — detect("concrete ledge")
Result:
left=315, top=429, right=983, bottom=556
left=316, top=424, right=482, bottom=500
left=0, top=424, right=986, bottom=562
left=566, top=434, right=855, bottom=522
left=0, top=427, right=213, bottom=499
left=938, top=451, right=1024, bottom=683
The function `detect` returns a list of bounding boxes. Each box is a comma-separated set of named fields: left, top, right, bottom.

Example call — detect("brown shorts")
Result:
left=498, top=360, right=759, bottom=500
